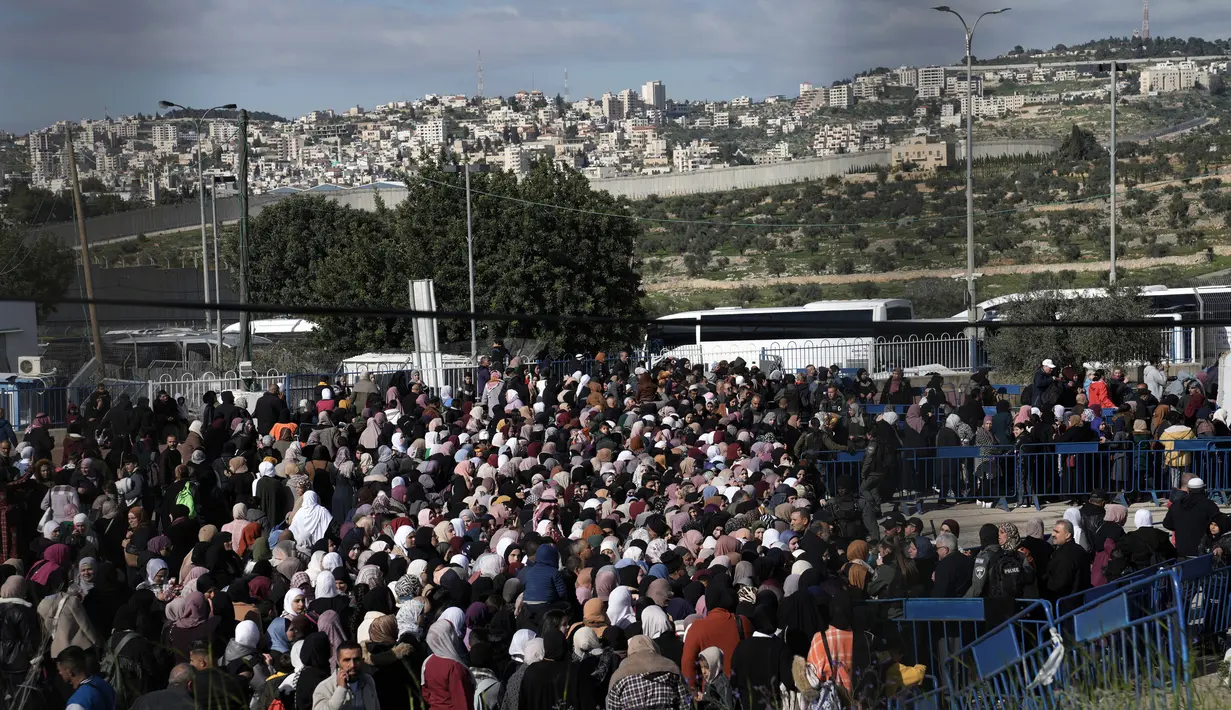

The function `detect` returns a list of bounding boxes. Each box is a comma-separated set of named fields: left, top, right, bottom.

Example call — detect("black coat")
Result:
left=1163, top=490, right=1221, bottom=557
left=730, top=635, right=796, bottom=710
left=1044, top=541, right=1091, bottom=603
left=931, top=553, right=974, bottom=598
left=1107, top=527, right=1175, bottom=581
left=253, top=393, right=290, bottom=436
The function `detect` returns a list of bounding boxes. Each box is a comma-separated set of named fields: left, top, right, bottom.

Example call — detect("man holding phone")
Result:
left=311, top=641, right=379, bottom=710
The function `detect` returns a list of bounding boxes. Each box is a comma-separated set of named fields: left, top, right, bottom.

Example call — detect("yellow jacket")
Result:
left=1160, top=425, right=1197, bottom=467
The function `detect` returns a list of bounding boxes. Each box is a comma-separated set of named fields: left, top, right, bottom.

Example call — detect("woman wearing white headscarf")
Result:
left=422, top=617, right=470, bottom=710
left=606, top=586, right=636, bottom=629
left=1063, top=507, right=1086, bottom=550
left=287, top=491, right=332, bottom=552
left=474, top=553, right=504, bottom=579
left=501, top=634, right=544, bottom=710
left=268, top=589, right=305, bottom=653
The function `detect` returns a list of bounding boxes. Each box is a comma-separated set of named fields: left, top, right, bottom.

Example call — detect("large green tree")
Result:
left=984, top=288, right=1161, bottom=379
left=241, top=160, right=645, bottom=353
left=0, top=221, right=76, bottom=318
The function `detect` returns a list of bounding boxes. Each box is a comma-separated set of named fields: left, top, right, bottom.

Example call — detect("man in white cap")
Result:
left=1163, top=474, right=1220, bottom=557
left=1031, top=358, right=1059, bottom=408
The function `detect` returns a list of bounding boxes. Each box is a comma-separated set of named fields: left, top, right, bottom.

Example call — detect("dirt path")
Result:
left=645, top=252, right=1213, bottom=292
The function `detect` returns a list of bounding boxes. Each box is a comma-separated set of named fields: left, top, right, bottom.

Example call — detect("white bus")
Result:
left=956, top=285, right=1231, bottom=364
left=649, top=300, right=916, bottom=373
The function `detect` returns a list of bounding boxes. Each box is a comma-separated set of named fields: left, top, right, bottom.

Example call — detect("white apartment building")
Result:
left=209, top=122, right=239, bottom=141
left=731, top=96, right=752, bottom=108
left=799, top=82, right=814, bottom=96
left=893, top=66, right=919, bottom=88
left=641, top=80, right=666, bottom=110
left=946, top=76, right=983, bottom=97
left=853, top=79, right=880, bottom=101
left=713, top=112, right=730, bottom=128
left=793, top=88, right=827, bottom=117
left=152, top=123, right=179, bottom=154
left=827, top=84, right=852, bottom=110
left=673, top=140, right=717, bottom=172
left=918, top=66, right=946, bottom=96
left=1140, top=61, right=1198, bottom=93
left=738, top=115, right=761, bottom=128
left=415, top=118, right=448, bottom=145
left=619, top=89, right=640, bottom=118
left=601, top=93, right=622, bottom=121
left=959, top=93, right=1026, bottom=117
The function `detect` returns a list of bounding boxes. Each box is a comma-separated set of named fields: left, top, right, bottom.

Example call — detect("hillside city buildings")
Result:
left=5, top=56, right=1228, bottom=202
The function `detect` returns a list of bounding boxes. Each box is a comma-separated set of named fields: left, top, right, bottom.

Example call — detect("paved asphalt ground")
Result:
left=874, top=498, right=1179, bottom=548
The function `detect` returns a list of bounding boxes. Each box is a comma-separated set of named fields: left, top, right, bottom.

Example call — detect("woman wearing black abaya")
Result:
left=779, top=568, right=823, bottom=657
left=294, top=632, right=334, bottom=710
left=82, top=561, right=127, bottom=639
left=519, top=629, right=575, bottom=710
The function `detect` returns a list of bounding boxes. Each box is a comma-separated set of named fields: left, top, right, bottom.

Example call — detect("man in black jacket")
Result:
left=932, top=532, right=974, bottom=597
left=253, top=384, right=290, bottom=436
left=1163, top=476, right=1221, bottom=557
left=1077, top=490, right=1107, bottom=554
left=1045, top=519, right=1091, bottom=614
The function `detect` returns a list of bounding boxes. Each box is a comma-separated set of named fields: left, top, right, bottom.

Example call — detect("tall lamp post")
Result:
left=157, top=100, right=236, bottom=353
left=933, top=6, right=1010, bottom=369
left=1099, top=62, right=1126, bottom=284
left=444, top=155, right=488, bottom=364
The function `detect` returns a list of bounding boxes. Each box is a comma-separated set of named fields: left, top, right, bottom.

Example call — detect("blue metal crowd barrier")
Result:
left=1053, top=568, right=1191, bottom=709
left=939, top=599, right=1058, bottom=709
left=1174, top=554, right=1231, bottom=642
left=865, top=598, right=1041, bottom=679
left=813, top=440, right=1231, bottom=511
left=1053, top=557, right=1181, bottom=618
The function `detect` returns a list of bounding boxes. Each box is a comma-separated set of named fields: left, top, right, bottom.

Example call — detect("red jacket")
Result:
left=422, top=655, right=474, bottom=710
left=681, top=608, right=753, bottom=688
left=1087, top=380, right=1115, bottom=412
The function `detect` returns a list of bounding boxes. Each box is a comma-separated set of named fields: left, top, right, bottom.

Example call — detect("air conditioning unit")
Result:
left=18, top=356, right=46, bottom=377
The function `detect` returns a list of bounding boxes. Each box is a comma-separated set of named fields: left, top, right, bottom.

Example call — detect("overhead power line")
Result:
left=32, top=295, right=1201, bottom=331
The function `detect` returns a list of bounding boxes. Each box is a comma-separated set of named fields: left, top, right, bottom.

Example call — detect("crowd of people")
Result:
left=0, top=348, right=1221, bottom=710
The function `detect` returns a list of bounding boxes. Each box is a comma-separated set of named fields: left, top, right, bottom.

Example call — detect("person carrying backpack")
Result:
left=101, top=607, right=160, bottom=710
left=829, top=475, right=866, bottom=545
left=966, top=524, right=1034, bottom=600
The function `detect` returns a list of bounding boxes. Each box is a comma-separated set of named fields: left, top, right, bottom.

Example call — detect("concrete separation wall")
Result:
left=589, top=151, right=890, bottom=199
left=30, top=139, right=1060, bottom=246
left=956, top=138, right=1061, bottom=160
left=31, top=186, right=411, bottom=248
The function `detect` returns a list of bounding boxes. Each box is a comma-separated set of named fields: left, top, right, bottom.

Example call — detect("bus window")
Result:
left=650, top=322, right=699, bottom=350
left=886, top=306, right=914, bottom=320
left=700, top=310, right=872, bottom=342
left=186, top=343, right=212, bottom=363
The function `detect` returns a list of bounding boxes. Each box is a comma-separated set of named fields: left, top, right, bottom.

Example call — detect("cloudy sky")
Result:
left=2, top=0, right=1227, bottom=133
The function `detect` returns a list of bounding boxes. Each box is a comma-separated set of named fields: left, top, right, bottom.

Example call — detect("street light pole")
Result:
left=210, top=176, right=223, bottom=356
left=464, top=155, right=477, bottom=365
left=933, top=6, right=1010, bottom=369
left=1108, top=63, right=1119, bottom=284
left=157, top=100, right=236, bottom=357
left=445, top=158, right=485, bottom=364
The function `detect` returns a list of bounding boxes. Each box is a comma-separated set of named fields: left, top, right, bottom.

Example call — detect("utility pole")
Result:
left=237, top=110, right=252, bottom=363
left=933, top=5, right=1011, bottom=370
left=210, top=177, right=223, bottom=355
left=64, top=127, right=104, bottom=366
left=1101, top=62, right=1123, bottom=284
left=464, top=154, right=477, bottom=364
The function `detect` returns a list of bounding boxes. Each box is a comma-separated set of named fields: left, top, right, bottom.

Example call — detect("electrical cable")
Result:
left=29, top=294, right=1203, bottom=330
